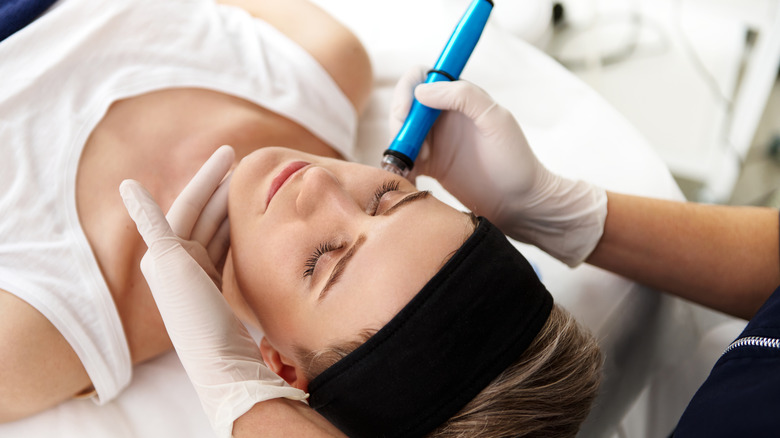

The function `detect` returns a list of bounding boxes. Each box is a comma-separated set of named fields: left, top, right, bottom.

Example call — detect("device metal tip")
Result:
left=381, top=155, right=410, bottom=178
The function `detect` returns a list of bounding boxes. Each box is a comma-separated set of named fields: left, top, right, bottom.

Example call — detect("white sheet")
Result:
left=0, top=1, right=745, bottom=437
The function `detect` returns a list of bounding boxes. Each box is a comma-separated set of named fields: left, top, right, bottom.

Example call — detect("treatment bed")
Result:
left=0, top=1, right=745, bottom=437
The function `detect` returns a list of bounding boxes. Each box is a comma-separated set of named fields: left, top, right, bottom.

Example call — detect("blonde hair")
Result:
left=298, top=304, right=602, bottom=437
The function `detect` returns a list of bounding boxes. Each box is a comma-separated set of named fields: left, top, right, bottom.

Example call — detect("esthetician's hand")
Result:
left=120, top=146, right=307, bottom=438
left=390, top=67, right=607, bottom=266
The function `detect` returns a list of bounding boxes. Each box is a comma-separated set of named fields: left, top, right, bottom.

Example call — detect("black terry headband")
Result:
left=308, top=218, right=554, bottom=438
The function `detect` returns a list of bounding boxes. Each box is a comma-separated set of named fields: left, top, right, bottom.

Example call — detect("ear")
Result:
left=259, top=337, right=311, bottom=391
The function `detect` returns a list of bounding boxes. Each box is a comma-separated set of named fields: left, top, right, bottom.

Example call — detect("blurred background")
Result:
left=491, top=0, right=780, bottom=206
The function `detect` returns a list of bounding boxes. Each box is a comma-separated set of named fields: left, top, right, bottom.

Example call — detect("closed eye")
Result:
left=303, top=241, right=342, bottom=279
left=367, top=180, right=400, bottom=215
left=303, top=180, right=399, bottom=280
left=318, top=190, right=431, bottom=299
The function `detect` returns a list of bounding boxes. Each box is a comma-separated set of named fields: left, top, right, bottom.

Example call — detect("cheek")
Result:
left=231, top=222, right=283, bottom=296
left=221, top=253, right=262, bottom=328
left=231, top=248, right=309, bottom=343
left=230, top=217, right=308, bottom=310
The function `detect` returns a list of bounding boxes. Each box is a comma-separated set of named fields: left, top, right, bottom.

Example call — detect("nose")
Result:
left=296, top=166, right=361, bottom=219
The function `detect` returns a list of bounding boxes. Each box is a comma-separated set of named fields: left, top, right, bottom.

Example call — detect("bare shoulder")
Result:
left=215, top=0, right=372, bottom=113
left=0, top=289, right=92, bottom=423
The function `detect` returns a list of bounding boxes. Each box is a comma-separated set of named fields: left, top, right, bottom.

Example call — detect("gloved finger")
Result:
left=141, top=243, right=309, bottom=436
left=406, top=143, right=431, bottom=181
left=413, top=79, right=497, bottom=122
left=167, top=145, right=235, bottom=239
left=120, top=179, right=176, bottom=246
left=389, top=65, right=428, bottom=132
left=189, top=172, right=232, bottom=249
left=206, top=217, right=231, bottom=270
left=140, top=242, right=226, bottom=334
left=198, top=251, right=222, bottom=291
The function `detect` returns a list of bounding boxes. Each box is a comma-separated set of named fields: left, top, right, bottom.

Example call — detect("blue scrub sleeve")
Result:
left=0, top=0, right=57, bottom=42
left=671, top=211, right=780, bottom=437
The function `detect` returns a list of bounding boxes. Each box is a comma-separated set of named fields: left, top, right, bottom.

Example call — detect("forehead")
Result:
left=299, top=197, right=474, bottom=348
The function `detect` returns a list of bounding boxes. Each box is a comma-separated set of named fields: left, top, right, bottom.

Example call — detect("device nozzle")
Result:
left=381, top=154, right=411, bottom=178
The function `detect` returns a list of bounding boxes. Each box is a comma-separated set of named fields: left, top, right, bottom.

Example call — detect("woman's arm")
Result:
left=233, top=399, right=345, bottom=438
left=0, top=289, right=93, bottom=422
left=587, top=192, right=780, bottom=320
left=216, top=0, right=372, bottom=113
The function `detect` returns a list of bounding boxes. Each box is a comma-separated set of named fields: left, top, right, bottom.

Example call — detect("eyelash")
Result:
left=302, top=179, right=401, bottom=279
left=369, top=180, right=400, bottom=215
left=303, top=241, right=340, bottom=278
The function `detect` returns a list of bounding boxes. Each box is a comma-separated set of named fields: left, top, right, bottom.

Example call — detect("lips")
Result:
left=266, top=161, right=310, bottom=208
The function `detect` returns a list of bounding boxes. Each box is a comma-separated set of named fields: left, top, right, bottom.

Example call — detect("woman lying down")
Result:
left=1, top=0, right=600, bottom=434
left=121, top=143, right=603, bottom=437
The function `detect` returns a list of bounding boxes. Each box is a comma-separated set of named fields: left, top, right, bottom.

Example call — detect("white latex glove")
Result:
left=119, top=145, right=308, bottom=438
left=390, top=67, right=607, bottom=266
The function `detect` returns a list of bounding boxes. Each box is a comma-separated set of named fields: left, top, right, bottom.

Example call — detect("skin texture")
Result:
left=587, top=192, right=780, bottom=320
left=233, top=398, right=346, bottom=438
left=222, top=147, right=475, bottom=389
left=0, top=0, right=372, bottom=422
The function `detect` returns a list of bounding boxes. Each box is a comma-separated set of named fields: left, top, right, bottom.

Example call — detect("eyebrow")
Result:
left=318, top=190, right=432, bottom=300
left=382, top=190, right=430, bottom=216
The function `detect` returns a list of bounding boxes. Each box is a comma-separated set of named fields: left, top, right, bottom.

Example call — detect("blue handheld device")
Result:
left=381, top=0, right=494, bottom=177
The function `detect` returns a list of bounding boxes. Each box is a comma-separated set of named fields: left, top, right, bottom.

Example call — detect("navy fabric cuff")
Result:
left=0, top=0, right=57, bottom=42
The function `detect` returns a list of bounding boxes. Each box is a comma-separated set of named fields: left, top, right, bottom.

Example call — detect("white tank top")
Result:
left=0, top=0, right=357, bottom=403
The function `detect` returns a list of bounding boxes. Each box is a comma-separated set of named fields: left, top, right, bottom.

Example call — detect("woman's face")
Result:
left=222, top=147, right=473, bottom=365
